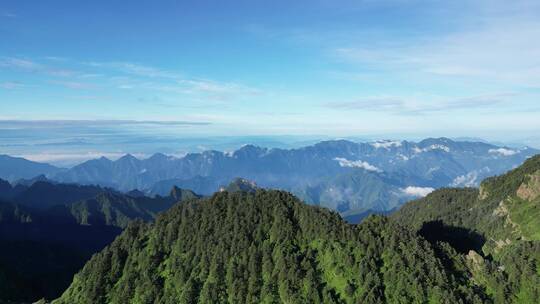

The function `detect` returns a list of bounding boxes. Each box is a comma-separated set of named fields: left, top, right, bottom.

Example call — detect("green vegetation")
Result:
left=55, top=190, right=488, bottom=304
left=0, top=183, right=195, bottom=302
left=393, top=155, right=540, bottom=303
left=66, top=192, right=179, bottom=228
left=4, top=156, right=540, bottom=303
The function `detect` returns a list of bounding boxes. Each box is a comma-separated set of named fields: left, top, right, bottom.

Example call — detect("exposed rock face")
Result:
left=478, top=185, right=489, bottom=200
left=517, top=170, right=540, bottom=201
left=466, top=250, right=485, bottom=272
left=492, top=200, right=508, bottom=217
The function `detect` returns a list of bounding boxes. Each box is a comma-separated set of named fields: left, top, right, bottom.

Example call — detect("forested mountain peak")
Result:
left=169, top=186, right=201, bottom=201
left=54, top=189, right=491, bottom=303
left=220, top=177, right=258, bottom=193
left=479, top=154, right=540, bottom=201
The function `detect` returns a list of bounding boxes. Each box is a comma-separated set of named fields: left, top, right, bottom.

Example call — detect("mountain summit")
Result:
left=53, top=190, right=487, bottom=303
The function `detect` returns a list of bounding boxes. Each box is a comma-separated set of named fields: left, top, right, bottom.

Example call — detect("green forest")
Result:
left=53, top=156, right=540, bottom=304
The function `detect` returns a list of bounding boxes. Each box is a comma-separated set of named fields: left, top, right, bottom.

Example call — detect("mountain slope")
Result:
left=394, top=155, right=540, bottom=250
left=0, top=181, right=198, bottom=302
left=13, top=181, right=108, bottom=210
left=64, top=192, right=180, bottom=228
left=294, top=169, right=403, bottom=212
left=0, top=204, right=121, bottom=302
left=393, top=155, right=540, bottom=303
left=54, top=190, right=488, bottom=304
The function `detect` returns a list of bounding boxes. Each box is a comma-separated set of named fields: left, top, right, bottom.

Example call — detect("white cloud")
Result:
left=334, top=157, right=382, bottom=172
left=371, top=140, right=402, bottom=149
left=451, top=167, right=492, bottom=187
left=488, top=148, right=519, bottom=156
left=451, top=171, right=479, bottom=187
left=401, top=186, right=435, bottom=197
left=428, top=144, right=450, bottom=152
left=397, top=153, right=409, bottom=161
left=426, top=167, right=440, bottom=175
left=413, top=144, right=450, bottom=153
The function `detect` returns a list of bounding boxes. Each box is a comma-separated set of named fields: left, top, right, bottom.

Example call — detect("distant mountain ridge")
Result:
left=1, top=138, right=537, bottom=216
left=0, top=154, right=63, bottom=182
left=0, top=178, right=197, bottom=228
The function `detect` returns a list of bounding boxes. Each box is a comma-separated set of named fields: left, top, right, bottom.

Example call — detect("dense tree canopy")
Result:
left=55, top=190, right=489, bottom=304
left=394, top=155, right=540, bottom=303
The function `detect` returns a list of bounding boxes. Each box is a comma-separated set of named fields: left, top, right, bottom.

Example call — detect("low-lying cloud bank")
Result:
left=488, top=148, right=519, bottom=156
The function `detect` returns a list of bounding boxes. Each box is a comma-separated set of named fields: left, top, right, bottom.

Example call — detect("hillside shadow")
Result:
left=418, top=220, right=485, bottom=254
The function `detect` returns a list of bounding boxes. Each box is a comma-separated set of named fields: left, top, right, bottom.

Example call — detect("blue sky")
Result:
left=1, top=0, right=540, bottom=162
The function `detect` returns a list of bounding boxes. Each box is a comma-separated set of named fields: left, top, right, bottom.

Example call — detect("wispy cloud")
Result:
left=0, top=81, right=24, bottom=89
left=0, top=57, right=78, bottom=77
left=334, top=157, right=382, bottom=172
left=324, top=92, right=518, bottom=115
left=332, top=7, right=540, bottom=88
left=86, top=61, right=182, bottom=79
left=0, top=58, right=42, bottom=70
left=50, top=80, right=95, bottom=90
left=326, top=97, right=404, bottom=111
left=91, top=61, right=260, bottom=99
left=176, top=79, right=260, bottom=101
left=245, top=1, right=540, bottom=90
left=1, top=57, right=261, bottom=104
left=0, top=120, right=212, bottom=129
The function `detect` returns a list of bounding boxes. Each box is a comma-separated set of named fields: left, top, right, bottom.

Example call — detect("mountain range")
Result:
left=0, top=154, right=63, bottom=182
left=1, top=138, right=538, bottom=218
left=0, top=151, right=538, bottom=303
left=0, top=179, right=198, bottom=302
left=53, top=155, right=540, bottom=304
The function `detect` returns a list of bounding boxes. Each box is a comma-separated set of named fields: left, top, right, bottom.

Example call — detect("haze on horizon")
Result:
left=1, top=0, right=540, bottom=163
